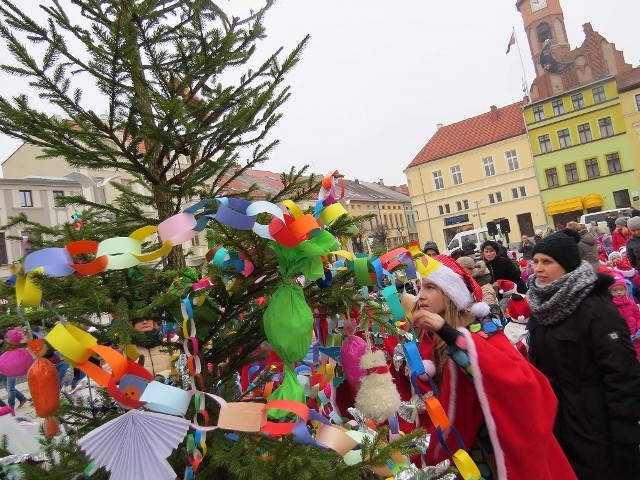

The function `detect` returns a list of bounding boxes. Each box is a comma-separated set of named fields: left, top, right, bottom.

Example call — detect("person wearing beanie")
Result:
left=402, top=253, right=576, bottom=480
left=612, top=216, right=632, bottom=252
left=481, top=240, right=527, bottom=293
left=564, top=221, right=600, bottom=269
left=608, top=276, right=640, bottom=359
left=527, top=229, right=640, bottom=480
left=625, top=215, right=640, bottom=270
left=422, top=241, right=439, bottom=256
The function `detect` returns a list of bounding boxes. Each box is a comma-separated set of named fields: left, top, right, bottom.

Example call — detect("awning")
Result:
left=546, top=197, right=583, bottom=216
left=583, top=193, right=604, bottom=209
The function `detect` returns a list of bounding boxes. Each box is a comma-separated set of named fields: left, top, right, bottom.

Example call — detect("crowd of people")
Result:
left=416, top=211, right=640, bottom=479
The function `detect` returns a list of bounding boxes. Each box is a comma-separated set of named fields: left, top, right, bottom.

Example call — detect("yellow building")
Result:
left=404, top=100, right=545, bottom=250
left=617, top=68, right=640, bottom=189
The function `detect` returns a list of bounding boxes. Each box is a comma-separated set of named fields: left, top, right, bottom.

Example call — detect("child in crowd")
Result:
left=612, top=217, right=631, bottom=252
left=399, top=254, right=576, bottom=479
left=504, top=293, right=530, bottom=357
left=609, top=275, right=640, bottom=359
left=496, top=279, right=517, bottom=312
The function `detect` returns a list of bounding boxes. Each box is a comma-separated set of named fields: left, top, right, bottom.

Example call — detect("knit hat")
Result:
left=627, top=216, right=640, bottom=231
left=456, top=256, right=477, bottom=272
left=609, top=276, right=627, bottom=291
left=507, top=294, right=530, bottom=324
left=608, top=251, right=622, bottom=263
left=615, top=216, right=628, bottom=227
left=496, top=279, right=517, bottom=296
left=614, top=257, right=636, bottom=278
left=416, top=254, right=490, bottom=317
left=423, top=241, right=440, bottom=254
left=481, top=240, right=501, bottom=253
left=531, top=229, right=581, bottom=273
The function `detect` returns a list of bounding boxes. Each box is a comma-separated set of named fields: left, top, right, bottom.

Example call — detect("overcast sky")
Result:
left=0, top=0, right=638, bottom=186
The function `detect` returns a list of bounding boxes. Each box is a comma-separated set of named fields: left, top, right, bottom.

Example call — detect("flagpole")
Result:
left=513, top=27, right=531, bottom=99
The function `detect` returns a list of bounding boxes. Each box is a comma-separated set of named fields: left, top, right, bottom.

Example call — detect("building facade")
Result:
left=516, top=0, right=638, bottom=226
left=405, top=101, right=545, bottom=251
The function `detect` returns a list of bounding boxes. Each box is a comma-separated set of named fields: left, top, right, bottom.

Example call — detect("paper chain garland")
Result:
left=17, top=169, right=483, bottom=479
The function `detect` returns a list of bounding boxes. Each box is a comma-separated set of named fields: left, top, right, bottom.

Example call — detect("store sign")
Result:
left=444, top=214, right=469, bottom=226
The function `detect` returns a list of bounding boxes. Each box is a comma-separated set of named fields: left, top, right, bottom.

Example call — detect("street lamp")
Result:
left=472, top=199, right=485, bottom=228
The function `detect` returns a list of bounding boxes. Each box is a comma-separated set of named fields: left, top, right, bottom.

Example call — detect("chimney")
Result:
left=378, top=178, right=384, bottom=186
left=490, top=105, right=499, bottom=121
left=354, top=179, right=359, bottom=185
left=436, top=123, right=443, bottom=130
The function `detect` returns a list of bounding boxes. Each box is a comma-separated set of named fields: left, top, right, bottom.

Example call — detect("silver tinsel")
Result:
left=393, top=343, right=405, bottom=371
left=0, top=453, right=48, bottom=466
left=174, top=353, right=190, bottom=389
left=346, top=407, right=377, bottom=436
left=394, top=459, right=453, bottom=480
left=397, top=394, right=425, bottom=424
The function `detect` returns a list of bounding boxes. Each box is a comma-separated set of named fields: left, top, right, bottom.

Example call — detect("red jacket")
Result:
left=612, top=295, right=640, bottom=358
left=612, top=227, right=631, bottom=252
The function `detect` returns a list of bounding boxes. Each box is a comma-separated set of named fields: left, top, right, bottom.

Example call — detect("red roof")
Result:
left=616, top=66, right=640, bottom=93
left=406, top=100, right=527, bottom=168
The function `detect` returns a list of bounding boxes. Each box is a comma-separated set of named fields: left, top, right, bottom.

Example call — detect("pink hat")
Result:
left=496, top=279, right=517, bottom=296
left=507, top=294, right=530, bottom=324
left=609, top=277, right=628, bottom=291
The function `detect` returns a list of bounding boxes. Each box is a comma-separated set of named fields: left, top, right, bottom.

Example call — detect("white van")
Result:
left=444, top=227, right=503, bottom=256
left=579, top=208, right=632, bottom=234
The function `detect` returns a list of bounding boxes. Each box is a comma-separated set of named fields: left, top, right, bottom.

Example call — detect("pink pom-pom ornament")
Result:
left=0, top=348, right=34, bottom=377
left=340, top=335, right=367, bottom=388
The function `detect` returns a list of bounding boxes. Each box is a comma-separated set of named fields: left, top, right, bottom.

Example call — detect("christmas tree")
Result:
left=0, top=2, right=424, bottom=479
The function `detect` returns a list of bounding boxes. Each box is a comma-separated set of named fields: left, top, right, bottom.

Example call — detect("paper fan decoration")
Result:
left=78, top=409, right=190, bottom=480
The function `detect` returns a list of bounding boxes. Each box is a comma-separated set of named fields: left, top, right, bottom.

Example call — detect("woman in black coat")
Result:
left=527, top=229, right=640, bottom=480
left=481, top=240, right=527, bottom=293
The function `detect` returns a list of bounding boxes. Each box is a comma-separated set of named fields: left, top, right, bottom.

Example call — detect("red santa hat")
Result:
left=414, top=254, right=490, bottom=318
left=507, top=294, right=530, bottom=324
left=614, top=257, right=636, bottom=278
left=496, top=279, right=517, bottom=296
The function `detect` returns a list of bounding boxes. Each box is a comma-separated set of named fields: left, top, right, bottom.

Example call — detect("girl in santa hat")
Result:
left=608, top=275, right=640, bottom=359
left=407, top=254, right=575, bottom=480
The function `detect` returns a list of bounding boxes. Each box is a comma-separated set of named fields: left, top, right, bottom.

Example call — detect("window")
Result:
left=545, top=168, right=559, bottom=188
left=451, top=165, right=463, bottom=185
left=53, top=190, right=64, bottom=207
left=19, top=190, right=33, bottom=207
left=613, top=190, right=631, bottom=208
left=577, top=123, right=592, bottom=143
left=636, top=93, right=640, bottom=112
left=511, top=186, right=528, bottom=199
left=482, top=156, right=495, bottom=177
left=463, top=200, right=469, bottom=210
left=444, top=204, right=450, bottom=214
left=488, top=192, right=503, bottom=204
left=537, top=22, right=552, bottom=43
left=552, top=99, right=565, bottom=116
left=538, top=134, right=552, bottom=153
left=438, top=204, right=450, bottom=215
left=606, top=153, right=622, bottom=174
left=557, top=128, right=572, bottom=148
left=438, top=206, right=443, bottom=215
left=456, top=201, right=462, bottom=211
left=565, top=163, right=579, bottom=183
left=571, top=93, right=585, bottom=110
left=433, top=170, right=444, bottom=190
left=598, top=117, right=614, bottom=138
left=505, top=149, right=519, bottom=171
left=585, top=158, right=600, bottom=179
left=592, top=85, right=606, bottom=104
left=533, top=105, right=545, bottom=121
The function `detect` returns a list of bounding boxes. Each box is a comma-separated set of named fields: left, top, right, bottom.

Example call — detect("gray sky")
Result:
left=1, top=0, right=638, bottom=186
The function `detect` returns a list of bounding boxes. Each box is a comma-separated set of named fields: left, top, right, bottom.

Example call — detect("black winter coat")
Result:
left=484, top=255, right=526, bottom=293
left=528, top=274, right=640, bottom=480
left=626, top=235, right=640, bottom=270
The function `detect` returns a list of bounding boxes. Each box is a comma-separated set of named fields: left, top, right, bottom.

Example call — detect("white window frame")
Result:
left=482, top=156, right=495, bottom=177
left=433, top=170, right=444, bottom=190
left=451, top=165, right=463, bottom=185
left=505, top=149, right=519, bottom=171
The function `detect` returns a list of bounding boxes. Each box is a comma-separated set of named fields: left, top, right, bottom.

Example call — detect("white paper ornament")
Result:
left=78, top=409, right=190, bottom=480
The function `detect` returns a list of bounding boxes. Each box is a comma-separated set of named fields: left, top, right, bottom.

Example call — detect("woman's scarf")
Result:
left=527, top=261, right=597, bottom=326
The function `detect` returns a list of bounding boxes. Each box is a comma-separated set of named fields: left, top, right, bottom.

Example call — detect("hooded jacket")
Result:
left=528, top=274, right=640, bottom=480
